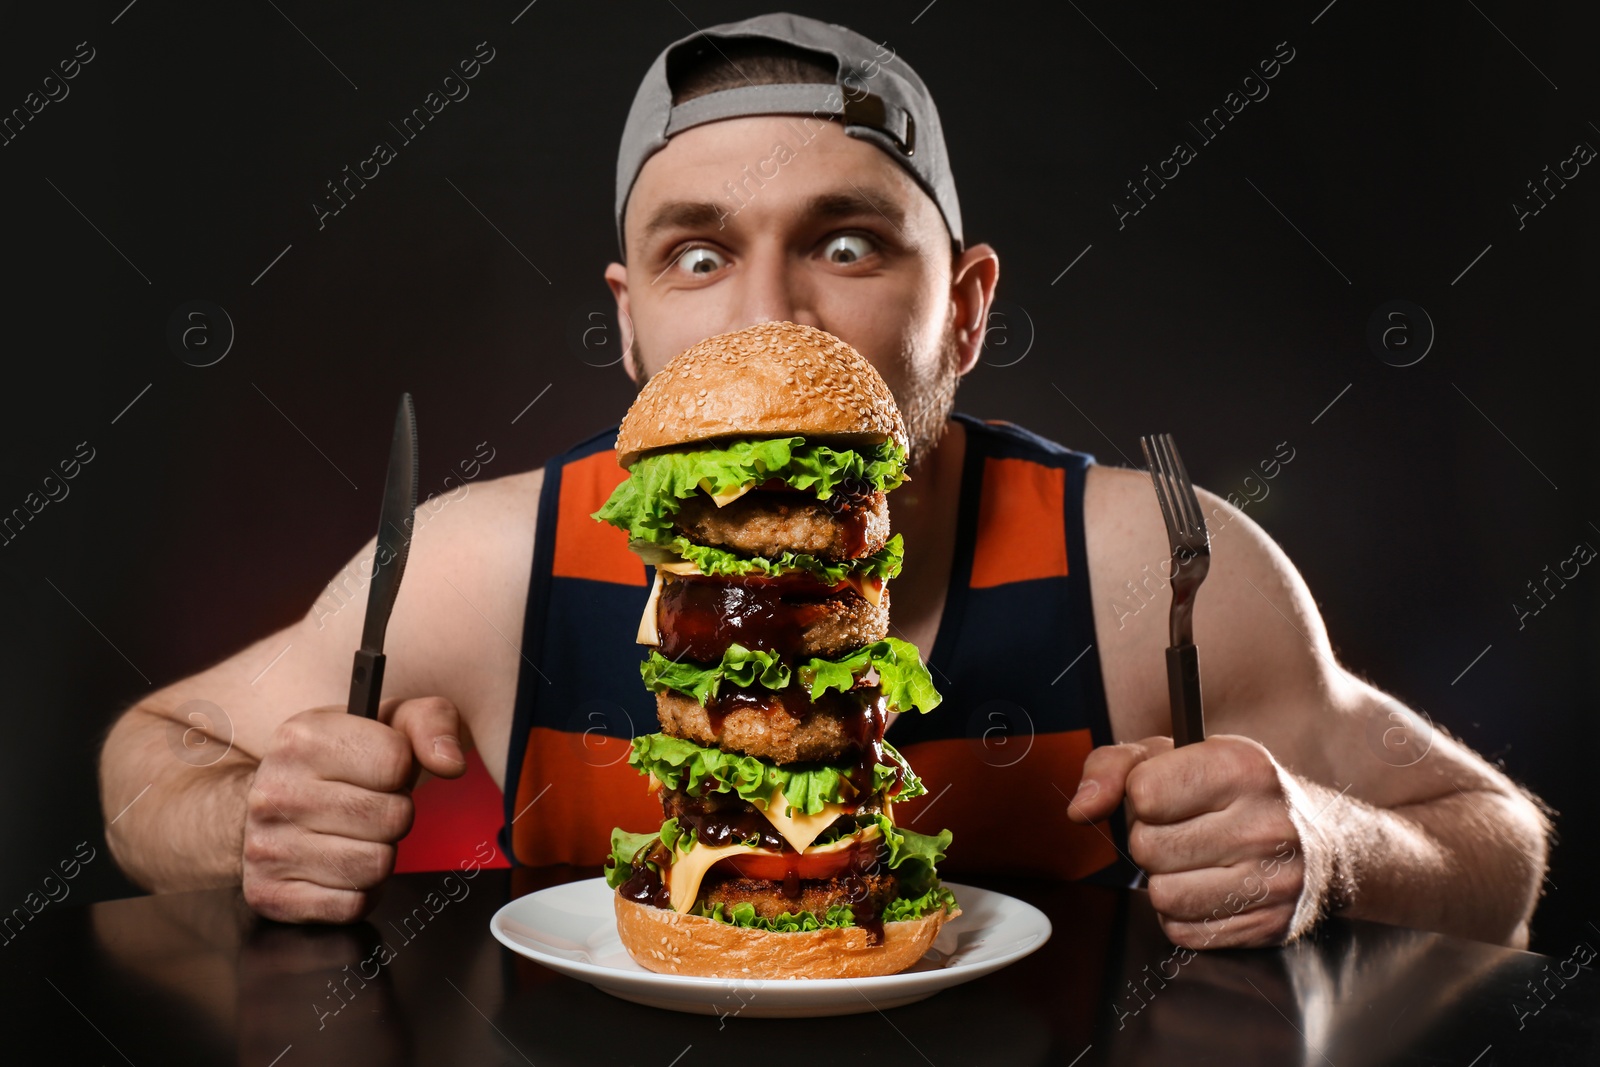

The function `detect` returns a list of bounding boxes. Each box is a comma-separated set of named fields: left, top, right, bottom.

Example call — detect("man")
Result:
left=98, top=13, right=1548, bottom=949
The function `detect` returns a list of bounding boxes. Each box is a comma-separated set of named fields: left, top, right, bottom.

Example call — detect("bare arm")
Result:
left=1078, top=464, right=1550, bottom=947
left=98, top=466, right=541, bottom=913
left=99, top=630, right=290, bottom=892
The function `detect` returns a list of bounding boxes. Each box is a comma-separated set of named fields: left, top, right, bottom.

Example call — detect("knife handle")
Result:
left=1166, top=643, right=1204, bottom=747
left=348, top=649, right=386, bottom=719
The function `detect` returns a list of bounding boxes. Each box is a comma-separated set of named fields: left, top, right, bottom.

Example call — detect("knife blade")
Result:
left=347, top=392, right=419, bottom=718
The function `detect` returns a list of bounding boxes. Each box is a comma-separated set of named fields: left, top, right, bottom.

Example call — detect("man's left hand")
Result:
left=1067, top=734, right=1328, bottom=948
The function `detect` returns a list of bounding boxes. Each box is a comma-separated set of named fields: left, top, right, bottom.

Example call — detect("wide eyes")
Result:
left=675, top=246, right=728, bottom=276
left=667, top=234, right=877, bottom=278
left=822, top=233, right=874, bottom=264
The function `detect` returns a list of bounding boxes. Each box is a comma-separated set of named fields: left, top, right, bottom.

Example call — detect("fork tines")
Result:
left=1139, top=433, right=1211, bottom=558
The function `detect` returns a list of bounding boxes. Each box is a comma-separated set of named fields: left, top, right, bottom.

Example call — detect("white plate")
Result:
left=489, top=877, right=1051, bottom=1017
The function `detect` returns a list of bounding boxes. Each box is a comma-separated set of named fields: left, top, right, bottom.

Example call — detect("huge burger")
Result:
left=596, top=321, right=958, bottom=980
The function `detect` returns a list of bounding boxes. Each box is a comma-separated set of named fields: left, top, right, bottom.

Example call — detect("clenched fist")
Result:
left=242, top=696, right=468, bottom=923
left=1068, top=734, right=1334, bottom=948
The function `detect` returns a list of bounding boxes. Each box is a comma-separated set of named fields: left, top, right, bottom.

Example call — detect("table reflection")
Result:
left=1093, top=900, right=1512, bottom=1066
left=62, top=869, right=1587, bottom=1067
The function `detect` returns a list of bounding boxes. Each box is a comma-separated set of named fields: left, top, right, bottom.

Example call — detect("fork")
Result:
left=1139, top=433, right=1212, bottom=747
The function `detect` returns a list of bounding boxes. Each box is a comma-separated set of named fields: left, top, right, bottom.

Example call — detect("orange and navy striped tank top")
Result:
left=499, top=413, right=1138, bottom=886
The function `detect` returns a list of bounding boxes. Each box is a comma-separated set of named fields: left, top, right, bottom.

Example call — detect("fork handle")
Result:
left=348, top=648, right=386, bottom=719
left=1166, top=643, right=1204, bottom=747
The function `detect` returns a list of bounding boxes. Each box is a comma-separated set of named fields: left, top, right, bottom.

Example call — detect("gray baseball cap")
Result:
left=614, top=12, right=964, bottom=258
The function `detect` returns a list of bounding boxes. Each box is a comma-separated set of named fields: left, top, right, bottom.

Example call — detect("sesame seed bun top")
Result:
left=614, top=321, right=909, bottom=468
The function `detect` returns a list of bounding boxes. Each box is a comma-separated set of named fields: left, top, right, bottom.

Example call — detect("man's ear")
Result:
left=603, top=261, right=641, bottom=386
left=949, top=243, right=1000, bottom=377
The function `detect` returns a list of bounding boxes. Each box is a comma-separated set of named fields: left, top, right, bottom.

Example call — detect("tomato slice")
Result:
left=714, top=838, right=875, bottom=881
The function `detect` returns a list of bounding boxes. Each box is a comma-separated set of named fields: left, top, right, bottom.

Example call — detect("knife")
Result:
left=347, top=393, right=419, bottom=718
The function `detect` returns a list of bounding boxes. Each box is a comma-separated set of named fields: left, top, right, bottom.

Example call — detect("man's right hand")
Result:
left=242, top=696, right=468, bottom=923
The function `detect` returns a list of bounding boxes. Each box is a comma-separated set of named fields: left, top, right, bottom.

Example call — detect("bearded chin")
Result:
left=897, top=325, right=962, bottom=472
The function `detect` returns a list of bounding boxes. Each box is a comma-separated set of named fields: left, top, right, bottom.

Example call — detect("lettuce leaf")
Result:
left=594, top=437, right=908, bottom=543
left=875, top=814, right=951, bottom=898
left=695, top=888, right=955, bottom=930
left=593, top=438, right=908, bottom=581
left=640, top=636, right=940, bottom=715
left=695, top=901, right=856, bottom=932
left=627, top=732, right=926, bottom=813
left=881, top=883, right=960, bottom=923
left=639, top=644, right=790, bottom=703
left=658, top=816, right=694, bottom=853
left=666, top=532, right=903, bottom=584
left=605, top=826, right=661, bottom=889
left=797, top=638, right=943, bottom=715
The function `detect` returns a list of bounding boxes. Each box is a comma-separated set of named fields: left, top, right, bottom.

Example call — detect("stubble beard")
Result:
left=895, top=323, right=962, bottom=472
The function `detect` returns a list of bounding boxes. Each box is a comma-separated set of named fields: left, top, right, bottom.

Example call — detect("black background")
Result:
left=0, top=0, right=1592, bottom=955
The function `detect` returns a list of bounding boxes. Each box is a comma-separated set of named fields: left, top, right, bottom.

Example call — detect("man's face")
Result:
left=605, top=115, right=994, bottom=466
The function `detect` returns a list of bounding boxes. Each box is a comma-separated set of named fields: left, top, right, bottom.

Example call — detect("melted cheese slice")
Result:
left=666, top=825, right=880, bottom=914
left=762, top=785, right=852, bottom=852
left=698, top=479, right=756, bottom=508
left=636, top=571, right=664, bottom=646
left=844, top=574, right=886, bottom=607
left=667, top=840, right=759, bottom=914
left=656, top=559, right=703, bottom=576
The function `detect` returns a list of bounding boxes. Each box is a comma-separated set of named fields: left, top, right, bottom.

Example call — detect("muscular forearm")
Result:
left=100, top=706, right=253, bottom=892
left=1299, top=779, right=1549, bottom=947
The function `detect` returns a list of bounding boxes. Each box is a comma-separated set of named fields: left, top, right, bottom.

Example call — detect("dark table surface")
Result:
left=2, top=866, right=1594, bottom=1066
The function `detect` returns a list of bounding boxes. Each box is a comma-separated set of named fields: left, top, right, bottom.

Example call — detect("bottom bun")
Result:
left=614, top=891, right=960, bottom=979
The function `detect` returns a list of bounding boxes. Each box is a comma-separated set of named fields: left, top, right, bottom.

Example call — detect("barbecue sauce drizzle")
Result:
left=617, top=841, right=671, bottom=909
left=697, top=686, right=900, bottom=803
left=827, top=477, right=875, bottom=559
left=703, top=684, right=821, bottom=734
left=843, top=841, right=888, bottom=945
left=657, top=572, right=853, bottom=663
left=655, top=482, right=879, bottom=662
left=620, top=833, right=890, bottom=943
left=670, top=793, right=787, bottom=852
left=620, top=686, right=900, bottom=942
left=838, top=684, right=894, bottom=800
left=635, top=478, right=900, bottom=942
